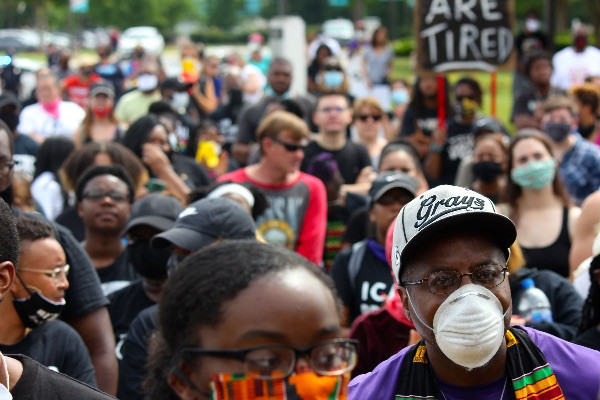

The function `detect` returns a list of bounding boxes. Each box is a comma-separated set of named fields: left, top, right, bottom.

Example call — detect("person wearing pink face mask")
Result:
left=17, top=71, right=85, bottom=144
left=73, top=81, right=121, bottom=148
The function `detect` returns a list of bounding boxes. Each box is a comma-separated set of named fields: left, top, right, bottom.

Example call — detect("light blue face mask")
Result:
left=391, top=89, right=409, bottom=105
left=510, top=159, right=556, bottom=190
left=322, top=71, right=344, bottom=89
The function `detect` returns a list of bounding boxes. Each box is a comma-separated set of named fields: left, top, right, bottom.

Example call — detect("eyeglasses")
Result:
left=83, top=190, right=129, bottom=203
left=324, top=66, right=342, bottom=72
left=401, top=264, right=509, bottom=295
left=456, top=95, right=476, bottom=102
left=0, top=160, right=15, bottom=174
left=358, top=114, right=382, bottom=122
left=179, top=338, right=358, bottom=379
left=20, top=264, right=70, bottom=282
left=270, top=136, right=307, bottom=152
left=318, top=106, right=347, bottom=114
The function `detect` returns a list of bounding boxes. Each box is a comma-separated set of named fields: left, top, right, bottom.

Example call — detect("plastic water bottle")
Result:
left=517, top=278, right=553, bottom=322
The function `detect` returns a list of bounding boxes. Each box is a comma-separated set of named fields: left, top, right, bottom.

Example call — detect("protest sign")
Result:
left=415, top=0, right=514, bottom=72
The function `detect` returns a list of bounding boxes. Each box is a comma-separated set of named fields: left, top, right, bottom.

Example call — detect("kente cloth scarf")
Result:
left=394, top=326, right=564, bottom=400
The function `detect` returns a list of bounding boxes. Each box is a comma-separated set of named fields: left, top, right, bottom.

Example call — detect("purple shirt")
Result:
left=349, top=327, right=600, bottom=400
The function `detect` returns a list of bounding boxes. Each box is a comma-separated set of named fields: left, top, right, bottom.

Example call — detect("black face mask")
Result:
left=544, top=121, right=572, bottom=143
left=128, top=240, right=171, bottom=279
left=579, top=123, right=596, bottom=139
left=12, top=287, right=65, bottom=328
left=472, top=161, right=503, bottom=183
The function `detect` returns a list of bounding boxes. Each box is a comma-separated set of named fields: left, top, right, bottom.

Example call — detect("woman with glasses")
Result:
left=351, top=97, right=388, bottom=169
left=0, top=215, right=97, bottom=387
left=146, top=240, right=357, bottom=400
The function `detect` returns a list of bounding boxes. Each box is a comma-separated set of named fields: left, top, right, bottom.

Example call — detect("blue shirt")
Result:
left=559, top=134, right=600, bottom=205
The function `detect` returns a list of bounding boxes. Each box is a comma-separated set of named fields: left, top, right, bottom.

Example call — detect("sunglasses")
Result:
left=358, top=114, right=382, bottom=122
left=324, top=65, right=342, bottom=72
left=270, top=136, right=307, bottom=152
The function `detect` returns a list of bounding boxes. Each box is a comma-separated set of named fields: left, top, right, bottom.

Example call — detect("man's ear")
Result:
left=398, top=286, right=412, bottom=323
left=0, top=261, right=15, bottom=300
left=77, top=202, right=84, bottom=218
left=593, top=269, right=600, bottom=285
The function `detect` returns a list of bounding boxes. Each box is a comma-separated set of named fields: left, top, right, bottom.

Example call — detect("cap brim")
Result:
left=124, top=215, right=176, bottom=233
left=373, top=182, right=417, bottom=202
left=151, top=227, right=214, bottom=250
left=399, top=212, right=516, bottom=273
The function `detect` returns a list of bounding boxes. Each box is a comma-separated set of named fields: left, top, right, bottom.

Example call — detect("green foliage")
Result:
left=200, top=0, right=244, bottom=30
left=190, top=27, right=269, bottom=45
left=392, top=37, right=415, bottom=57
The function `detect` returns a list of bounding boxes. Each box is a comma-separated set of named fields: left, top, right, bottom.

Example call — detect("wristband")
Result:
left=430, top=143, right=445, bottom=153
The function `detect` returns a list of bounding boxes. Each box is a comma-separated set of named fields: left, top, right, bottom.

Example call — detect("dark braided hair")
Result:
left=578, top=254, right=600, bottom=335
left=145, top=240, right=342, bottom=399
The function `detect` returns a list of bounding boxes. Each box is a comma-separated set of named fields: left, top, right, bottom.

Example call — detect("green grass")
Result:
left=391, top=57, right=516, bottom=134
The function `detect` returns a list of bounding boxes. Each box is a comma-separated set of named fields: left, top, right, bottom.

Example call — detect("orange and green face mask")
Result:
left=209, top=370, right=350, bottom=400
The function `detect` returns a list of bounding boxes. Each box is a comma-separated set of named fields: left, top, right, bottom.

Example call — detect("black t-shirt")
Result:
left=117, top=304, right=158, bottom=400
left=511, top=87, right=565, bottom=121
left=0, top=320, right=96, bottom=387
left=301, top=140, right=371, bottom=184
left=437, top=120, right=474, bottom=186
left=330, top=241, right=395, bottom=324
left=50, top=221, right=109, bottom=321
left=95, top=249, right=138, bottom=296
left=399, top=103, right=439, bottom=137
left=55, top=206, right=85, bottom=242
left=171, top=153, right=212, bottom=189
left=107, top=280, right=155, bottom=360
left=9, top=354, right=115, bottom=399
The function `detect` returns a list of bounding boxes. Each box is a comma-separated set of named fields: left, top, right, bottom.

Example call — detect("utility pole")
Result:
left=278, top=0, right=288, bottom=15
left=544, top=0, right=555, bottom=52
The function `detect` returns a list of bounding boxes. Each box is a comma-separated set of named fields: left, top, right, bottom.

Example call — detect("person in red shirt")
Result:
left=62, top=57, right=101, bottom=109
left=219, top=110, right=327, bottom=265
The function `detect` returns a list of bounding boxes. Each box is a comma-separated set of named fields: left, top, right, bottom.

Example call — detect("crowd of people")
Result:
left=0, top=13, right=598, bottom=399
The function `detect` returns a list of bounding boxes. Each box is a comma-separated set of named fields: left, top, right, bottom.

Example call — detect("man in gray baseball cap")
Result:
left=349, top=185, right=600, bottom=399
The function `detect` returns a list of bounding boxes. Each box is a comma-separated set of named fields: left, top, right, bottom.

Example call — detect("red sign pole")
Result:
left=437, top=74, right=446, bottom=130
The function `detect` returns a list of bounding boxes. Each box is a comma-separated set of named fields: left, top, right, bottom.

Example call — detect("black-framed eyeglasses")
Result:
left=179, top=338, right=358, bottom=379
left=269, top=136, right=307, bottom=152
left=0, top=160, right=15, bottom=174
left=358, top=114, right=382, bottom=122
left=324, top=65, right=342, bottom=72
left=401, top=264, right=509, bottom=295
left=83, top=190, right=129, bottom=203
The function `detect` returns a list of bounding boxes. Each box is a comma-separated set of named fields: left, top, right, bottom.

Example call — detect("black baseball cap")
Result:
left=160, top=77, right=193, bottom=92
left=368, top=172, right=419, bottom=205
left=151, top=197, right=256, bottom=251
left=124, top=193, right=184, bottom=233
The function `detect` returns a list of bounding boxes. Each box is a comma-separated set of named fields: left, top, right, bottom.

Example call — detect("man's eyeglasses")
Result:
left=83, top=190, right=129, bottom=203
left=179, top=338, right=358, bottom=379
left=401, top=264, right=509, bottom=295
left=270, top=136, right=307, bottom=152
left=318, top=106, right=347, bottom=114
left=324, top=65, right=342, bottom=72
left=20, top=264, right=70, bottom=282
left=0, top=160, right=15, bottom=174
left=358, top=114, right=382, bottom=122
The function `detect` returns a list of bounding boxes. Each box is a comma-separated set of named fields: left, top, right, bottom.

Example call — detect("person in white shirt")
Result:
left=551, top=24, right=600, bottom=91
left=17, top=71, right=85, bottom=143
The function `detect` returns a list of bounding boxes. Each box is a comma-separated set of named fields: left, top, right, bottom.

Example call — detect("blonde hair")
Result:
left=256, top=110, right=310, bottom=142
left=353, top=97, right=384, bottom=119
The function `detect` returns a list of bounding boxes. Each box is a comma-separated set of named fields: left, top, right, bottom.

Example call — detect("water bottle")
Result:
left=517, top=278, right=553, bottom=323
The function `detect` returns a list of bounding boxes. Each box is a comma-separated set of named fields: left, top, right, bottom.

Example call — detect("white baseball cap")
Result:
left=392, top=185, right=516, bottom=282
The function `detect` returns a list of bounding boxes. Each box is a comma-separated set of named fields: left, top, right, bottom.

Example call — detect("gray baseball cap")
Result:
left=392, top=185, right=516, bottom=282
left=151, top=197, right=256, bottom=251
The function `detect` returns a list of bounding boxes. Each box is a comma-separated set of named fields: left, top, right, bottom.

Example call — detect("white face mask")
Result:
left=525, top=18, right=540, bottom=33
left=171, top=92, right=190, bottom=112
left=407, top=284, right=508, bottom=370
left=0, top=354, right=11, bottom=400
left=137, top=74, right=158, bottom=92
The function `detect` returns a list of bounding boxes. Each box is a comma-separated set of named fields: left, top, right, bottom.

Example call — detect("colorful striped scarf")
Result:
left=394, top=326, right=564, bottom=399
